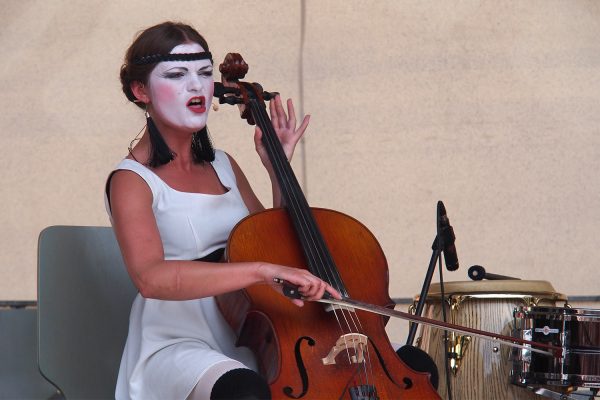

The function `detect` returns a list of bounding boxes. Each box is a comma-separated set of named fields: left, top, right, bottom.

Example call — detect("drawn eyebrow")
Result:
left=163, top=66, right=188, bottom=72
left=163, top=63, right=213, bottom=73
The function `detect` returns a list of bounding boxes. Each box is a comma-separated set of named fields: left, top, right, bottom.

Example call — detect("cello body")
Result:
left=217, top=207, right=439, bottom=399
left=215, top=53, right=438, bottom=398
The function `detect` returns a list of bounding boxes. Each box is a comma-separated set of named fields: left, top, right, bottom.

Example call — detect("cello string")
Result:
left=254, top=104, right=373, bottom=394
left=251, top=104, right=349, bottom=295
left=256, top=111, right=377, bottom=390
left=261, top=104, right=347, bottom=294
left=255, top=103, right=378, bottom=392
left=251, top=101, right=350, bottom=312
left=250, top=102, right=332, bottom=282
left=345, top=310, right=375, bottom=389
left=253, top=101, right=378, bottom=393
left=252, top=100, right=342, bottom=292
left=251, top=100, right=375, bottom=389
left=250, top=101, right=360, bottom=347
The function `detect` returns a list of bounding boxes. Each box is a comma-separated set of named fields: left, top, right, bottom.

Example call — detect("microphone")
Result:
left=467, top=265, right=486, bottom=280
left=468, top=265, right=519, bottom=281
left=436, top=201, right=459, bottom=271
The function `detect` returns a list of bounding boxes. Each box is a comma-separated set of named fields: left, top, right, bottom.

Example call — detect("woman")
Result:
left=107, top=21, right=341, bottom=400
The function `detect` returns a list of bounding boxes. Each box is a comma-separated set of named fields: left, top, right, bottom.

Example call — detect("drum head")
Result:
left=425, top=280, right=567, bottom=301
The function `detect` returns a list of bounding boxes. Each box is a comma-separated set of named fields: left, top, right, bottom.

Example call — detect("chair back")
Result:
left=0, top=303, right=61, bottom=399
left=38, top=225, right=137, bottom=399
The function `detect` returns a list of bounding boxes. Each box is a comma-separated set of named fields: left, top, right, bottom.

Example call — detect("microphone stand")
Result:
left=406, top=200, right=457, bottom=345
left=404, top=201, right=456, bottom=400
left=405, top=235, right=443, bottom=346
left=404, top=208, right=455, bottom=400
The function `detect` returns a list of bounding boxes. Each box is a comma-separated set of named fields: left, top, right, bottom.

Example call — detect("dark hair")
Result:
left=120, top=21, right=210, bottom=107
left=120, top=22, right=214, bottom=167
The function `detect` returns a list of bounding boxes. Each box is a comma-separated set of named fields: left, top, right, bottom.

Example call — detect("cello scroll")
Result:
left=215, top=53, right=278, bottom=125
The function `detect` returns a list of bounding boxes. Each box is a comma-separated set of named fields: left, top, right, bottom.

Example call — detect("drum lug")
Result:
left=415, top=336, right=422, bottom=348
left=447, top=332, right=471, bottom=375
left=442, top=295, right=471, bottom=375
left=408, top=302, right=423, bottom=348
left=530, top=297, right=540, bottom=306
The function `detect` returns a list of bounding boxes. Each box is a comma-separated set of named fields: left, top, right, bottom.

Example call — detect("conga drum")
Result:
left=415, top=280, right=567, bottom=400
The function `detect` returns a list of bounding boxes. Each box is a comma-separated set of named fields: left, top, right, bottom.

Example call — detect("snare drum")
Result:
left=512, top=306, right=600, bottom=389
left=415, top=280, right=566, bottom=400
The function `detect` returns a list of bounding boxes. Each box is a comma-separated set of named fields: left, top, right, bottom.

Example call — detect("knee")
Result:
left=210, top=368, right=271, bottom=400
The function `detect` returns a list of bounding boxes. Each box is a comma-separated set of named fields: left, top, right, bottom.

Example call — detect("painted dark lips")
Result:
left=187, top=96, right=206, bottom=113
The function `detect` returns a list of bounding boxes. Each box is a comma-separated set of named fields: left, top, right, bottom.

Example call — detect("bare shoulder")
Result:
left=110, top=168, right=149, bottom=192
left=109, top=169, right=153, bottom=211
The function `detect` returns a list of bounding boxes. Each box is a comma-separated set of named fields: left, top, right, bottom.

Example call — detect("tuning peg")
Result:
left=263, top=91, right=279, bottom=101
left=219, top=96, right=243, bottom=106
left=214, top=82, right=240, bottom=98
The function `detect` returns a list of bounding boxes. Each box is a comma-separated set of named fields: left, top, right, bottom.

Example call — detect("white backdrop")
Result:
left=1, top=1, right=599, bottom=316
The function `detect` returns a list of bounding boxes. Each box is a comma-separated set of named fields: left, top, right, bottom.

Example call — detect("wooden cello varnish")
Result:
left=215, top=53, right=439, bottom=399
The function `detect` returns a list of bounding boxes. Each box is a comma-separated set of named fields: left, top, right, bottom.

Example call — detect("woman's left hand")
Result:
left=254, top=95, right=309, bottom=169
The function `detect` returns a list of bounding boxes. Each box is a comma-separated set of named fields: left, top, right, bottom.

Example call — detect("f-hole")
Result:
left=282, top=336, right=315, bottom=399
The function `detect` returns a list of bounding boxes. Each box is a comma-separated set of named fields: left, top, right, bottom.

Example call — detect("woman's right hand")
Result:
left=257, top=263, right=342, bottom=307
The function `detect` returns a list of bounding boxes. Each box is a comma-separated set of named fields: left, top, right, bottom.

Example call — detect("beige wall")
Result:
left=1, top=1, right=599, bottom=306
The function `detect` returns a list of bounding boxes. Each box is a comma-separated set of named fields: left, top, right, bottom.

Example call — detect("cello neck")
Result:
left=248, top=100, right=349, bottom=298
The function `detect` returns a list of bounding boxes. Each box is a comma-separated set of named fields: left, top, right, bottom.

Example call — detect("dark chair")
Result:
left=37, top=226, right=137, bottom=399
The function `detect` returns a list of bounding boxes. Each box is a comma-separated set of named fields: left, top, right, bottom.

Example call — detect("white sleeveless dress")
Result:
left=106, top=150, right=258, bottom=400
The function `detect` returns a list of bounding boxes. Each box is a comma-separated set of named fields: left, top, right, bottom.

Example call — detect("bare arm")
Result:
left=109, top=169, right=339, bottom=304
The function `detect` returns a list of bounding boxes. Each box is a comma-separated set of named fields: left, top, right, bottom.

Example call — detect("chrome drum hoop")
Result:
left=512, top=306, right=600, bottom=388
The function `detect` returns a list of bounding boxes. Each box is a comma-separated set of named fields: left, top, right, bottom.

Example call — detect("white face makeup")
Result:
left=147, top=43, right=214, bottom=133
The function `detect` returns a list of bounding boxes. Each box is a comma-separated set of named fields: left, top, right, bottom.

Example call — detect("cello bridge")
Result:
left=322, top=333, right=368, bottom=365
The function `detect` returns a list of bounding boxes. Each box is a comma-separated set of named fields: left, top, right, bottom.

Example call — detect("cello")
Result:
left=214, top=53, right=440, bottom=399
